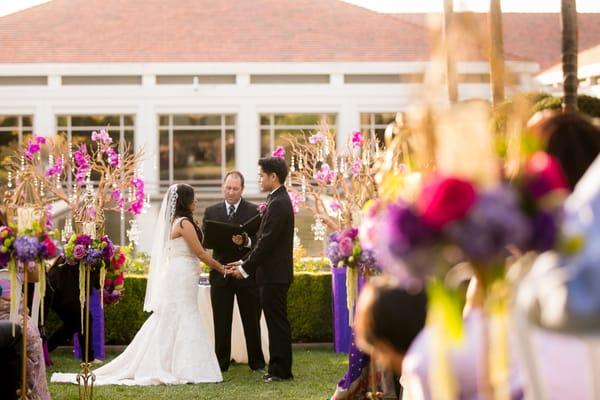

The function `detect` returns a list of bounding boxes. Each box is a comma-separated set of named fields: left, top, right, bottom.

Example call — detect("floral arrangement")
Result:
left=103, top=246, right=126, bottom=305
left=4, top=129, right=147, bottom=244
left=369, top=151, right=567, bottom=287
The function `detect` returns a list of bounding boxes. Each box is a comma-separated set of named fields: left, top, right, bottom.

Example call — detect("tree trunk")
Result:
left=561, top=0, right=579, bottom=112
left=443, top=0, right=458, bottom=103
left=489, top=0, right=505, bottom=107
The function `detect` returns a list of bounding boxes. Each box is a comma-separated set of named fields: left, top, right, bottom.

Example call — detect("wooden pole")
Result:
left=561, top=0, right=579, bottom=112
left=443, top=0, right=459, bottom=103
left=489, top=0, right=506, bottom=107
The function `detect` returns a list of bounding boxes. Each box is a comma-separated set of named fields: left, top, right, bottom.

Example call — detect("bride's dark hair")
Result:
left=173, top=184, right=202, bottom=241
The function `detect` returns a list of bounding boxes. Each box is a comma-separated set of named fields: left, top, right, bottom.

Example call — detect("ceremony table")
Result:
left=197, top=283, right=270, bottom=364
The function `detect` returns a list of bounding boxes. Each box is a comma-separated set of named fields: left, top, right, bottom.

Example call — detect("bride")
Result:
left=52, top=184, right=225, bottom=385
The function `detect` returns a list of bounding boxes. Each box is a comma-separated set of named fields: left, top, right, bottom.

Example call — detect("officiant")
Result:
left=202, top=171, right=266, bottom=372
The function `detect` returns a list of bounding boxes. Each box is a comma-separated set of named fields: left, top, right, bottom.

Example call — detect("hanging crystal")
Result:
left=20, top=155, right=25, bottom=171
left=298, top=155, right=303, bottom=171
left=7, top=171, right=12, bottom=189
left=301, top=175, right=307, bottom=197
left=143, top=192, right=151, bottom=214
left=127, top=219, right=141, bottom=245
left=311, top=215, right=326, bottom=241
left=293, top=227, right=301, bottom=249
left=290, top=155, right=296, bottom=172
left=323, top=136, right=330, bottom=156
left=62, top=218, right=74, bottom=242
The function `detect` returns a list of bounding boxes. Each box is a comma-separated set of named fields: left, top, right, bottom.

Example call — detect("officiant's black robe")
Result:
left=202, top=198, right=265, bottom=372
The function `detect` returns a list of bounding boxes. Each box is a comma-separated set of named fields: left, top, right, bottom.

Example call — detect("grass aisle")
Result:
left=48, top=349, right=347, bottom=400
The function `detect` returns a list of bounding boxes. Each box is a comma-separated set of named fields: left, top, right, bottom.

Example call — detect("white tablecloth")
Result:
left=197, top=284, right=270, bottom=364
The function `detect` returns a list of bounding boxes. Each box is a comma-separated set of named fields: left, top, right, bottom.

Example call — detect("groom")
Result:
left=227, top=156, right=294, bottom=382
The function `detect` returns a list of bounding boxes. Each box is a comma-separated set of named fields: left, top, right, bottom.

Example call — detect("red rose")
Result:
left=524, top=152, right=569, bottom=199
left=114, top=273, right=125, bottom=287
left=417, top=176, right=477, bottom=230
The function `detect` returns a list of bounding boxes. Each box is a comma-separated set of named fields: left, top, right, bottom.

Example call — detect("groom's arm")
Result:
left=238, top=200, right=286, bottom=276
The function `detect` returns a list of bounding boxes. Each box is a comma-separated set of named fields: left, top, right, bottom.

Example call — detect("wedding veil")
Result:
left=143, top=184, right=178, bottom=312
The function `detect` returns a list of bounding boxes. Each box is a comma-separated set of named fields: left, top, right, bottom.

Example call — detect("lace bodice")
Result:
left=168, top=237, right=196, bottom=259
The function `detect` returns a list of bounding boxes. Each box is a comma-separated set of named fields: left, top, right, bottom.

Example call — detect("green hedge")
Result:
left=46, top=272, right=333, bottom=344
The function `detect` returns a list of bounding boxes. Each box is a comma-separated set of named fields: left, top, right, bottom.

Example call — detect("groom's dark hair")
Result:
left=258, top=157, right=288, bottom=184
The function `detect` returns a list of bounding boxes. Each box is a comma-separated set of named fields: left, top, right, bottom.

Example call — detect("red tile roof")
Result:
left=396, top=13, right=600, bottom=70
left=0, top=0, right=433, bottom=63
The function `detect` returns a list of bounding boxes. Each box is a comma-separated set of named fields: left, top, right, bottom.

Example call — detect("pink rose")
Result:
left=417, top=176, right=477, bottom=230
left=73, top=244, right=87, bottom=260
left=524, top=152, right=569, bottom=199
left=258, top=202, right=268, bottom=215
left=338, top=237, right=353, bottom=257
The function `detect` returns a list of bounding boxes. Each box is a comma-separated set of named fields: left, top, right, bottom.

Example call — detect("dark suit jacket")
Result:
left=202, top=198, right=259, bottom=287
left=242, top=186, right=294, bottom=286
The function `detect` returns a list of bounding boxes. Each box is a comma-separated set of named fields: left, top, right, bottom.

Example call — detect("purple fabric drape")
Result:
left=332, top=267, right=352, bottom=353
left=73, top=287, right=105, bottom=360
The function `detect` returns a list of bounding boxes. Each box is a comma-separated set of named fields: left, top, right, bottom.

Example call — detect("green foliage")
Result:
left=122, top=248, right=150, bottom=274
left=294, top=257, right=331, bottom=273
left=533, top=94, right=600, bottom=118
left=288, top=272, right=332, bottom=342
left=104, top=275, right=151, bottom=344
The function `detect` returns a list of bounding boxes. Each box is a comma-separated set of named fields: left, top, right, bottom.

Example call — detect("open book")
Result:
left=202, top=213, right=262, bottom=250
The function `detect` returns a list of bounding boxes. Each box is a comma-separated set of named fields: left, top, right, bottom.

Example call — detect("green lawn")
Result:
left=48, top=349, right=347, bottom=400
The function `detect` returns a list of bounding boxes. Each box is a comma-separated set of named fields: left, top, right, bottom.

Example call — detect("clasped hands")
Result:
left=223, top=260, right=243, bottom=279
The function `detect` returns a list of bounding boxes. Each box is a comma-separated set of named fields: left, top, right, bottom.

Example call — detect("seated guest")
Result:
left=0, top=272, right=51, bottom=400
left=46, top=256, right=98, bottom=362
left=0, top=320, right=22, bottom=400
left=354, top=278, right=427, bottom=390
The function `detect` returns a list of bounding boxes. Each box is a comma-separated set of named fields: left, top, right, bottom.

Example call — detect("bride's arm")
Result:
left=179, top=220, right=226, bottom=275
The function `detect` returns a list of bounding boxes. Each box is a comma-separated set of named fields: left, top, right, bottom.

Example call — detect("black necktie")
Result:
left=228, top=204, right=235, bottom=221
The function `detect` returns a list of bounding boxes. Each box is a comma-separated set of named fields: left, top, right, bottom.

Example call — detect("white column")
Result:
left=136, top=101, right=159, bottom=195
left=337, top=101, right=359, bottom=152
left=34, top=103, right=55, bottom=137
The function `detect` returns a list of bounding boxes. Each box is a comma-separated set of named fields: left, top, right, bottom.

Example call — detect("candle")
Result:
left=17, top=207, right=35, bottom=234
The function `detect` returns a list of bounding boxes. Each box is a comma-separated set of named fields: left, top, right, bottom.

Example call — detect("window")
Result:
left=259, top=113, right=337, bottom=160
left=0, top=115, right=33, bottom=184
left=158, top=114, right=236, bottom=188
left=360, top=112, right=397, bottom=147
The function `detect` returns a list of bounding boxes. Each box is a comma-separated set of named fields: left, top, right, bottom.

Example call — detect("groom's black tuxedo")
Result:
left=202, top=198, right=265, bottom=371
left=241, top=185, right=294, bottom=379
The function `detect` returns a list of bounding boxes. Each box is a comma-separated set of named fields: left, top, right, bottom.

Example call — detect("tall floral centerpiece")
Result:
left=3, top=129, right=146, bottom=400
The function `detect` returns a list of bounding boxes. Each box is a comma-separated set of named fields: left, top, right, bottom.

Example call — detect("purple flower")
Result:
left=338, top=237, right=353, bottom=257
left=308, top=131, right=325, bottom=144
left=73, top=244, right=87, bottom=260
left=105, top=148, right=120, bottom=168
left=288, top=191, right=305, bottom=214
left=24, top=136, right=45, bottom=159
left=101, top=236, right=115, bottom=260
left=326, top=242, right=343, bottom=267
left=91, top=128, right=112, bottom=145
left=386, top=203, right=434, bottom=256
left=529, top=212, right=558, bottom=252
left=13, top=236, right=40, bottom=263
left=84, top=248, right=103, bottom=266
left=340, top=227, right=359, bottom=240
left=45, top=205, right=53, bottom=230
left=73, top=144, right=91, bottom=185
left=328, top=232, right=340, bottom=243
left=75, top=235, right=92, bottom=246
left=447, top=187, right=531, bottom=261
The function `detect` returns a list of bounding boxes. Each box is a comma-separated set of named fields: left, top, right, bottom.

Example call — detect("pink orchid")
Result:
left=73, top=144, right=91, bottom=185
left=314, top=163, right=336, bottom=184
left=308, top=131, right=325, bottom=144
left=127, top=177, right=146, bottom=216
left=91, top=128, right=112, bottom=145
left=272, top=146, right=286, bottom=159
left=23, top=135, right=46, bottom=159
left=330, top=201, right=342, bottom=213
left=105, top=148, right=120, bottom=168
left=288, top=191, right=305, bottom=214
left=45, top=157, right=64, bottom=177
left=351, top=130, right=364, bottom=148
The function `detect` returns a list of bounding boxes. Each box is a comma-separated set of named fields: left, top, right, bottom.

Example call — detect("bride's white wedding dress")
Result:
left=51, top=232, right=222, bottom=385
